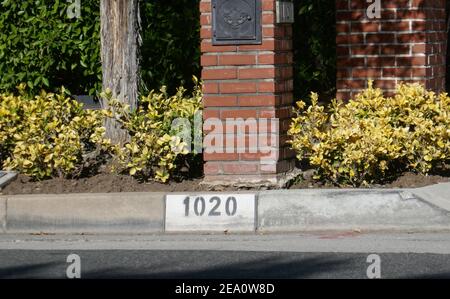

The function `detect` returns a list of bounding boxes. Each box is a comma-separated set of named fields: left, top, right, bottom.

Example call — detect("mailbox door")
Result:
left=212, top=0, right=262, bottom=45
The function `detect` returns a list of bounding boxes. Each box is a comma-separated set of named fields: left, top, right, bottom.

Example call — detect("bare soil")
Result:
left=290, top=172, right=449, bottom=189
left=1, top=171, right=449, bottom=195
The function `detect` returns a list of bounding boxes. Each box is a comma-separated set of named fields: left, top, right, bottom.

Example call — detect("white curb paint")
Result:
left=165, top=194, right=256, bottom=232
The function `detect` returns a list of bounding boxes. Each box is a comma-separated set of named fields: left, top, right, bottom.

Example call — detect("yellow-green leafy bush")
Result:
left=105, top=78, right=202, bottom=182
left=0, top=84, right=110, bottom=179
left=289, top=82, right=450, bottom=186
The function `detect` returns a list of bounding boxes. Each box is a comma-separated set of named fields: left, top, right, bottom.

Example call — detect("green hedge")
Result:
left=140, top=0, right=201, bottom=94
left=293, top=0, right=336, bottom=99
left=0, top=0, right=336, bottom=97
left=0, top=0, right=101, bottom=95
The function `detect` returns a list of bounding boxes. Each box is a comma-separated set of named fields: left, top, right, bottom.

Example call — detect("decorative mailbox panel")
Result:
left=212, top=0, right=262, bottom=45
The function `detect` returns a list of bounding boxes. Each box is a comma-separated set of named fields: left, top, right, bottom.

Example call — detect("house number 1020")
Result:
left=183, top=196, right=238, bottom=217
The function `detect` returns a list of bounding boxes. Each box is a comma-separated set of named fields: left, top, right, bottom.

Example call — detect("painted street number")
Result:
left=183, top=196, right=238, bottom=217
left=165, top=194, right=256, bottom=232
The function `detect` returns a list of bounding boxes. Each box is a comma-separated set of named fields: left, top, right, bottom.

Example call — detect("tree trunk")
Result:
left=446, top=0, right=450, bottom=90
left=100, top=0, right=141, bottom=144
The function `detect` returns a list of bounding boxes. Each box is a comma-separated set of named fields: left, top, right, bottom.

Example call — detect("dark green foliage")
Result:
left=139, top=0, right=201, bottom=94
left=293, top=0, right=336, bottom=100
left=0, top=0, right=101, bottom=95
left=0, top=0, right=336, bottom=99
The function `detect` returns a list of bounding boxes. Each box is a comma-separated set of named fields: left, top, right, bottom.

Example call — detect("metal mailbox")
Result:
left=212, top=0, right=262, bottom=45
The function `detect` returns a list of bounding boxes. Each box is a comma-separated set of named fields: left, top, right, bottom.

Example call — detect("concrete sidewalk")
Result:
left=0, top=183, right=449, bottom=234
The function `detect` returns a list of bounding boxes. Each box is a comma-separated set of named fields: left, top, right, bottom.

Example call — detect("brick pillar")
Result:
left=200, top=0, right=296, bottom=187
left=336, top=0, right=447, bottom=99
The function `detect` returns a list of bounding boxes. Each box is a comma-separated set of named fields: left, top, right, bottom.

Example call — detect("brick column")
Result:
left=336, top=0, right=447, bottom=99
left=200, top=0, right=296, bottom=187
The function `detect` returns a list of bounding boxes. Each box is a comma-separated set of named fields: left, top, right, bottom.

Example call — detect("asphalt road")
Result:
left=0, top=232, right=450, bottom=279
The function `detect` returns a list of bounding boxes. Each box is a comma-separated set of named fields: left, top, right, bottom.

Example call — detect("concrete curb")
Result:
left=2, top=193, right=164, bottom=234
left=257, top=188, right=450, bottom=232
left=0, top=197, right=6, bottom=234
left=0, top=183, right=449, bottom=234
left=0, top=171, right=18, bottom=190
left=410, top=183, right=450, bottom=213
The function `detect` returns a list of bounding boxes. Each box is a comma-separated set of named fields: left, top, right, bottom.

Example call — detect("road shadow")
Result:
left=81, top=252, right=353, bottom=279
left=0, top=262, right=61, bottom=279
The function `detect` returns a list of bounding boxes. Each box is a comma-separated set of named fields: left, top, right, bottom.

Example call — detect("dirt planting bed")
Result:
left=1, top=171, right=449, bottom=195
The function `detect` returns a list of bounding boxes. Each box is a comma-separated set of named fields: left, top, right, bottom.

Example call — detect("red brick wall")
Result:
left=336, top=0, right=447, bottom=99
left=200, top=0, right=296, bottom=185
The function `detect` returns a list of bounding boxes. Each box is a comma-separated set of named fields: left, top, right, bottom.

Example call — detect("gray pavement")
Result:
left=1, top=250, right=449, bottom=279
left=0, top=183, right=449, bottom=279
left=0, top=232, right=450, bottom=279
